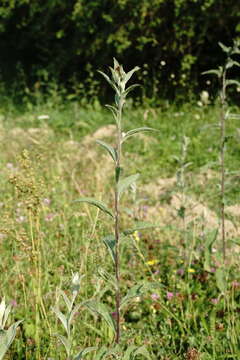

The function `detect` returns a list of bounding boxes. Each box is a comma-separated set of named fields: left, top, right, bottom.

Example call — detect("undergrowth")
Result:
left=0, top=46, right=240, bottom=359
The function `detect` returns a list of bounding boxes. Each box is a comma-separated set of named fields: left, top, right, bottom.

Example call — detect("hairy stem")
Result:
left=114, top=99, right=123, bottom=344
left=220, top=68, right=227, bottom=262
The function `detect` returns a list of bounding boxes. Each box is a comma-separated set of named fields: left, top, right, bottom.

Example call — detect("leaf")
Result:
left=105, top=104, right=118, bottom=123
left=218, top=42, right=231, bottom=54
left=202, top=69, right=222, bottom=78
left=123, top=84, right=140, bottom=97
left=73, top=198, right=114, bottom=218
left=115, top=166, right=123, bottom=183
left=226, top=59, right=240, bottom=69
left=124, top=66, right=140, bottom=84
left=133, top=346, right=152, bottom=360
left=0, top=320, right=22, bottom=360
left=52, top=307, right=69, bottom=335
left=74, top=346, right=97, bottom=360
left=117, top=174, right=139, bottom=199
left=94, top=346, right=108, bottom=360
left=68, top=303, right=82, bottom=327
left=96, top=140, right=117, bottom=163
left=226, top=79, right=240, bottom=87
left=120, top=283, right=148, bottom=309
left=122, top=127, right=156, bottom=143
left=85, top=301, right=116, bottom=333
left=102, top=234, right=116, bottom=263
left=98, top=70, right=120, bottom=95
left=231, top=238, right=240, bottom=246
left=123, top=221, right=160, bottom=236
left=122, top=345, right=138, bottom=360
left=59, top=290, right=72, bottom=313
left=56, top=334, right=71, bottom=356
left=98, top=268, right=117, bottom=290
left=204, top=229, right=218, bottom=272
left=215, top=268, right=227, bottom=294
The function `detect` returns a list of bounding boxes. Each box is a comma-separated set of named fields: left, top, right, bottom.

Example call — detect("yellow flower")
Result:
left=133, top=231, right=140, bottom=242
left=146, top=259, right=158, bottom=266
left=188, top=268, right=195, bottom=273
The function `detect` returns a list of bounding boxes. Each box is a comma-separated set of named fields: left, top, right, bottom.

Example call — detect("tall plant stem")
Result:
left=220, top=69, right=227, bottom=262
left=114, top=100, right=123, bottom=344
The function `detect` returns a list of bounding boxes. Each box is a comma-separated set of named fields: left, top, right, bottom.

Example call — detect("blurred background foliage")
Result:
left=0, top=0, right=240, bottom=104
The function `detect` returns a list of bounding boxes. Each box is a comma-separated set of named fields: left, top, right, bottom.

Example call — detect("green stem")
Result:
left=114, top=99, right=123, bottom=344
left=220, top=68, right=227, bottom=262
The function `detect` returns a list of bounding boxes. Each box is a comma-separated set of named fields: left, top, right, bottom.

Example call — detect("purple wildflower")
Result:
left=166, top=291, right=174, bottom=300
left=151, top=293, right=160, bottom=301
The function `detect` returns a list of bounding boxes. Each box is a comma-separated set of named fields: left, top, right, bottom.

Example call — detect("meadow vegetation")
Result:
left=0, top=48, right=240, bottom=359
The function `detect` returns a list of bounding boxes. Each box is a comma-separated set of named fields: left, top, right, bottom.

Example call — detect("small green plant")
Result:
left=0, top=297, right=22, bottom=360
left=203, top=40, right=240, bottom=261
left=52, top=272, right=96, bottom=359
left=173, top=135, right=192, bottom=261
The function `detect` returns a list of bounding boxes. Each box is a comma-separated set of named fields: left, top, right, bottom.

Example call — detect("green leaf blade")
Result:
left=73, top=198, right=114, bottom=218
left=122, top=127, right=156, bottom=143
left=117, top=174, right=139, bottom=199
left=96, top=140, right=117, bottom=163
left=85, top=301, right=116, bottom=333
left=102, top=234, right=116, bottom=263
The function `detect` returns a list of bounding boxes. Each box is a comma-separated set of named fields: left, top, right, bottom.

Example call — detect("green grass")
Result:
left=0, top=99, right=240, bottom=359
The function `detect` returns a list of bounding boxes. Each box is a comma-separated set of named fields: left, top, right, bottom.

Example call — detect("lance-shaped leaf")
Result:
left=74, top=198, right=114, bottom=218
left=117, top=174, right=139, bottom=199
left=123, top=221, right=160, bottom=236
left=204, top=229, right=218, bottom=272
left=94, top=346, right=108, bottom=360
left=98, top=268, right=118, bottom=290
left=215, top=268, right=227, bottom=294
left=226, top=59, right=240, bottom=69
left=123, top=84, right=140, bottom=97
left=98, top=70, right=120, bottom=95
left=218, top=42, right=231, bottom=54
left=122, top=345, right=138, bottom=360
left=96, top=140, right=117, bottom=163
left=102, top=235, right=116, bottom=263
left=68, top=303, right=82, bottom=327
left=56, top=334, right=71, bottom=356
left=52, top=307, right=69, bottom=335
left=74, top=346, right=97, bottom=360
left=122, top=127, right=156, bottom=143
left=110, top=66, right=121, bottom=86
left=85, top=301, right=116, bottom=333
left=105, top=104, right=119, bottom=123
left=59, top=290, right=72, bottom=313
left=0, top=320, right=22, bottom=360
left=0, top=298, right=11, bottom=330
left=120, top=283, right=149, bottom=309
left=124, top=66, right=140, bottom=85
left=133, top=346, right=152, bottom=359
left=202, top=69, right=222, bottom=78
left=226, top=79, right=240, bottom=88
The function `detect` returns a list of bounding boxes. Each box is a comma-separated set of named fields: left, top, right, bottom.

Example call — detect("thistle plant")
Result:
left=0, top=297, right=22, bottom=360
left=203, top=40, right=240, bottom=261
left=75, top=59, right=154, bottom=344
left=52, top=272, right=96, bottom=359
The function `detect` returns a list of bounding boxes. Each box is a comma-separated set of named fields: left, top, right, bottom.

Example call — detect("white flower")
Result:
left=160, top=60, right=166, bottom=66
left=200, top=90, right=210, bottom=105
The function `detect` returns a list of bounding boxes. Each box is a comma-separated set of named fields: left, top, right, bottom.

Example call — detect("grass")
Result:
left=0, top=94, right=240, bottom=359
